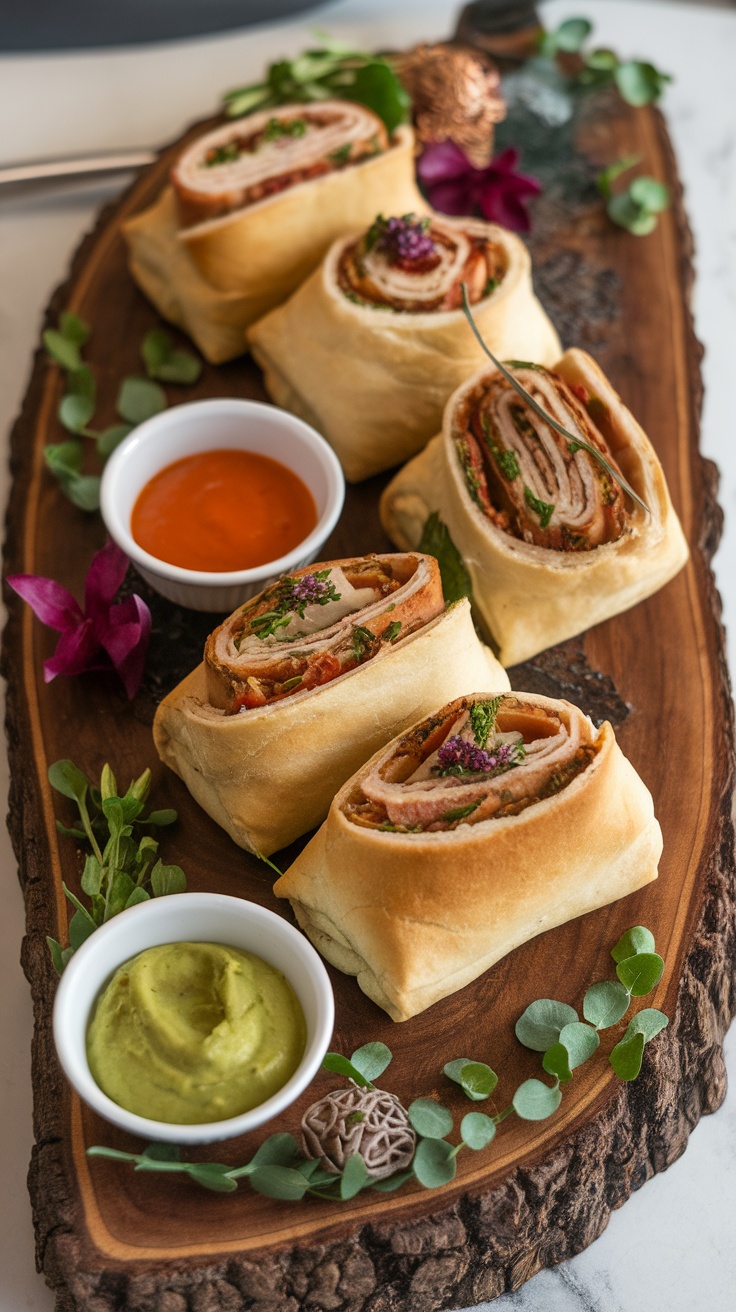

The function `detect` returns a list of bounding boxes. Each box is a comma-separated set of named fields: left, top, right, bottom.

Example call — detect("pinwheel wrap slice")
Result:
left=247, top=214, right=561, bottom=481
left=123, top=113, right=422, bottom=363
left=380, top=349, right=689, bottom=665
left=153, top=592, right=508, bottom=856
left=273, top=691, right=662, bottom=1021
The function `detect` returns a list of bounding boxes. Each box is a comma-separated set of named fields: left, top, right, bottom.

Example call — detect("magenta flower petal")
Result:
left=6, top=574, right=82, bottom=632
left=417, top=140, right=472, bottom=185
left=100, top=594, right=152, bottom=699
left=424, top=179, right=477, bottom=216
left=43, top=619, right=99, bottom=681
left=84, top=539, right=130, bottom=622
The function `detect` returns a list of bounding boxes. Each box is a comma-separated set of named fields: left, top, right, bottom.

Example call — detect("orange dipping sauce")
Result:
left=131, top=449, right=318, bottom=572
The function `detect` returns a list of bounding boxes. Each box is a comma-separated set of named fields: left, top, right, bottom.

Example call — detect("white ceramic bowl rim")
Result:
left=100, top=398, right=345, bottom=586
left=52, top=892, right=335, bottom=1144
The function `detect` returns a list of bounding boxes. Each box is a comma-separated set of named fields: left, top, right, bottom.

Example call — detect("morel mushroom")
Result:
left=301, top=1084, right=416, bottom=1181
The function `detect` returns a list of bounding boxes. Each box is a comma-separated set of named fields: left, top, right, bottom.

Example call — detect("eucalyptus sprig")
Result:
left=47, top=758, right=185, bottom=975
left=43, top=315, right=201, bottom=511
left=460, top=285, right=650, bottom=517
left=88, top=926, right=668, bottom=1199
left=538, top=16, right=672, bottom=107
left=598, top=156, right=671, bottom=236
left=223, top=32, right=410, bottom=134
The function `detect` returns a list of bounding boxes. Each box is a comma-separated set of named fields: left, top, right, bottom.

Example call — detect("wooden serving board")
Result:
left=3, top=72, right=735, bottom=1312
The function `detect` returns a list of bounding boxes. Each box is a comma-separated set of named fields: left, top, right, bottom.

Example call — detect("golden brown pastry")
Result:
left=123, top=103, right=424, bottom=363
left=274, top=691, right=662, bottom=1021
left=248, top=211, right=561, bottom=480
left=380, top=350, right=689, bottom=665
left=153, top=554, right=509, bottom=855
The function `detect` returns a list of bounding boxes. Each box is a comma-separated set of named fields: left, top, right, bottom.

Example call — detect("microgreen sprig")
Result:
left=43, top=316, right=201, bottom=512
left=47, top=758, right=185, bottom=975
left=460, top=285, right=650, bottom=517
left=89, top=926, right=668, bottom=1198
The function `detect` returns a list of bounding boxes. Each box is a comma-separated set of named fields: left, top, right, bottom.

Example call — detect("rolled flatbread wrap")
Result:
left=123, top=104, right=423, bottom=363
left=380, top=350, right=689, bottom=665
left=153, top=554, right=508, bottom=854
left=248, top=212, right=561, bottom=481
left=274, top=691, right=662, bottom=1021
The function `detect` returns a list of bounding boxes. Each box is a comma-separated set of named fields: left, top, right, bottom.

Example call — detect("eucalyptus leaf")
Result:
left=624, top=1008, right=669, bottom=1043
left=412, top=1137, right=457, bottom=1188
left=144, top=809, right=178, bottom=827
left=611, top=926, right=656, bottom=963
left=614, top=59, right=671, bottom=107
left=371, top=1168, right=416, bottom=1192
left=43, top=328, right=83, bottom=372
left=417, top=512, right=472, bottom=604
left=542, top=1042, right=573, bottom=1084
left=610, top=1031, right=646, bottom=1081
left=185, top=1163, right=238, bottom=1193
left=558, top=1021, right=600, bottom=1068
left=629, top=177, right=669, bottom=212
left=248, top=1165, right=310, bottom=1200
left=142, top=1142, right=182, bottom=1161
left=340, top=1152, right=370, bottom=1200
left=97, top=424, right=132, bottom=460
left=322, top=1052, right=372, bottom=1087
left=615, top=952, right=664, bottom=997
left=116, top=376, right=166, bottom=425
left=58, top=392, right=95, bottom=435
left=583, top=980, right=631, bottom=1029
left=87, top=1146, right=142, bottom=1162
left=142, top=328, right=202, bottom=385
left=514, top=998, right=579, bottom=1051
left=65, top=474, right=101, bottom=513
left=597, top=153, right=640, bottom=200
left=350, top=1041, right=392, bottom=1083
left=512, top=1079, right=562, bottom=1121
left=249, top=1133, right=301, bottom=1169
left=447, top=1060, right=498, bottom=1102
left=460, top=1112, right=496, bottom=1150
left=45, top=440, right=84, bottom=478
left=66, top=365, right=95, bottom=399
left=59, top=312, right=91, bottom=347
left=407, top=1098, right=454, bottom=1140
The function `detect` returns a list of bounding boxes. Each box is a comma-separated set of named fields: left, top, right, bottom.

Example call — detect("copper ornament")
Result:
left=396, top=42, right=506, bottom=168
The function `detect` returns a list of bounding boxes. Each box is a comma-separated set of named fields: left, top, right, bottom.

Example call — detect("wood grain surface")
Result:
left=2, top=76, right=734, bottom=1312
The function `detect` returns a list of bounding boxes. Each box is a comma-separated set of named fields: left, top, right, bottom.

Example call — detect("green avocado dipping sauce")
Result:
left=86, top=942, right=307, bottom=1124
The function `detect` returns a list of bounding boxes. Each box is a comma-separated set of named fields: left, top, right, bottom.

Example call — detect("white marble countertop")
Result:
left=1, top=2, right=734, bottom=1309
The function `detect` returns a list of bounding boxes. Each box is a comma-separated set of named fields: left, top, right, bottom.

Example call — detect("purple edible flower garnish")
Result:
left=290, top=573, right=333, bottom=605
left=7, top=540, right=151, bottom=699
left=417, top=143, right=542, bottom=234
left=435, top=735, right=523, bottom=776
left=368, top=214, right=437, bottom=265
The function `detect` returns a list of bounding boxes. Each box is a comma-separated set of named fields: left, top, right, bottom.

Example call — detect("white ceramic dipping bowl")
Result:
left=53, top=892, right=335, bottom=1145
left=100, top=398, right=345, bottom=611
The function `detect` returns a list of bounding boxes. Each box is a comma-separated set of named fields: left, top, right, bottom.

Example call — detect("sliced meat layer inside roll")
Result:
left=172, top=102, right=389, bottom=227
left=204, top=553, right=444, bottom=711
left=454, top=366, right=628, bottom=550
left=337, top=213, right=507, bottom=312
left=345, top=692, right=600, bottom=831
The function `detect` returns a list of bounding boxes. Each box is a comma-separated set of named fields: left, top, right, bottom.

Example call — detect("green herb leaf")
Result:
left=97, top=424, right=132, bottom=460
left=441, top=799, right=482, bottom=823
left=407, top=1098, right=453, bottom=1140
left=45, top=439, right=83, bottom=478
left=383, top=620, right=402, bottom=643
left=630, top=177, right=670, bottom=212
left=615, top=952, right=664, bottom=997
left=444, top=1059, right=498, bottom=1102
left=460, top=1112, right=496, bottom=1150
left=515, top=999, right=578, bottom=1051
left=412, top=1137, right=457, bottom=1188
left=47, top=936, right=68, bottom=976
left=523, top=485, right=555, bottom=529
left=150, top=859, right=187, bottom=897
left=340, top=1152, right=370, bottom=1200
left=143, top=809, right=178, bottom=827
left=371, top=1168, right=416, bottom=1192
left=611, top=926, right=656, bottom=963
left=558, top=1021, right=600, bottom=1068
left=583, top=980, right=631, bottom=1029
left=116, top=376, right=167, bottom=425
left=350, top=1041, right=392, bottom=1084
left=512, top=1078, right=562, bottom=1121
left=186, top=1163, right=239, bottom=1193
left=249, top=1133, right=301, bottom=1169
left=58, top=391, right=95, bottom=435
left=417, top=512, right=473, bottom=605
left=141, top=329, right=202, bottom=385
left=539, top=15, right=592, bottom=57
left=460, top=286, right=651, bottom=517
left=248, top=1165, right=310, bottom=1200
left=614, top=60, right=671, bottom=107
left=624, top=1007, right=669, bottom=1044
left=322, top=1053, right=373, bottom=1088
left=340, top=59, right=410, bottom=134
left=43, top=328, right=83, bottom=372
left=610, top=1030, right=646, bottom=1081
left=59, top=312, right=91, bottom=348
left=87, top=1146, right=143, bottom=1163
left=597, top=153, right=641, bottom=200
left=469, top=697, right=502, bottom=751
left=542, top=1042, right=573, bottom=1084
left=49, top=759, right=90, bottom=804
left=142, top=1142, right=182, bottom=1162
